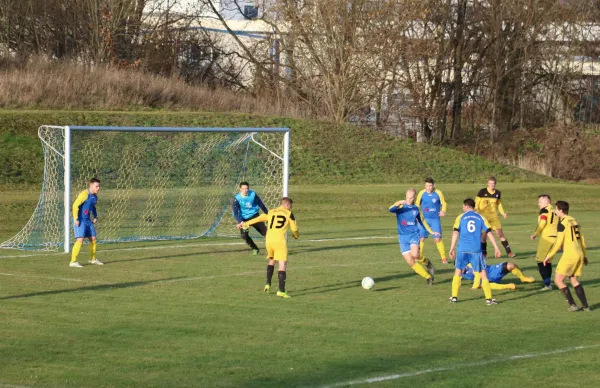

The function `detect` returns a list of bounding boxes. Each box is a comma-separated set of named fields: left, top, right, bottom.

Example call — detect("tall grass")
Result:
left=0, top=59, right=309, bottom=118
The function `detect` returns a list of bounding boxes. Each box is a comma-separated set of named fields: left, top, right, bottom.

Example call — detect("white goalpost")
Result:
left=1, top=126, right=290, bottom=253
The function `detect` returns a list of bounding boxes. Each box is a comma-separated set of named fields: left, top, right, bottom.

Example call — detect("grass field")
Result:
left=1, top=183, right=599, bottom=388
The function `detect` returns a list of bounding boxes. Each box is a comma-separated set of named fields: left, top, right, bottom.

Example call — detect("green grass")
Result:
left=1, top=183, right=599, bottom=388
left=0, top=110, right=552, bottom=186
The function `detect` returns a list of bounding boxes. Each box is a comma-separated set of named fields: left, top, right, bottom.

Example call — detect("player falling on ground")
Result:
left=544, top=201, right=592, bottom=312
left=475, top=176, right=515, bottom=258
left=389, top=188, right=439, bottom=285
left=240, top=197, right=299, bottom=299
left=449, top=198, right=502, bottom=305
left=463, top=262, right=535, bottom=291
left=416, top=177, right=448, bottom=265
left=70, top=178, right=102, bottom=268
left=531, top=194, right=559, bottom=291
left=232, top=181, right=268, bottom=255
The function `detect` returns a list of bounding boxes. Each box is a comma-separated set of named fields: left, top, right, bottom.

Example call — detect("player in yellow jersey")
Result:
left=531, top=194, right=559, bottom=290
left=240, top=197, right=299, bottom=299
left=70, top=178, right=102, bottom=267
left=544, top=201, right=591, bottom=312
left=475, top=176, right=515, bottom=258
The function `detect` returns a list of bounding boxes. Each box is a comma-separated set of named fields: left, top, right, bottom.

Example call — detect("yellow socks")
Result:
left=411, top=263, right=431, bottom=279
left=436, top=241, right=446, bottom=260
left=471, top=272, right=482, bottom=289
left=482, top=279, right=493, bottom=300
left=71, top=241, right=82, bottom=263
left=90, top=240, right=97, bottom=260
left=452, top=276, right=461, bottom=297
left=491, top=283, right=516, bottom=290
left=510, top=267, right=527, bottom=282
left=419, top=240, right=425, bottom=261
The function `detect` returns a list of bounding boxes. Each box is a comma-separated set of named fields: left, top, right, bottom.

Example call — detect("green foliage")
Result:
left=0, top=183, right=598, bottom=388
left=0, top=110, right=553, bottom=186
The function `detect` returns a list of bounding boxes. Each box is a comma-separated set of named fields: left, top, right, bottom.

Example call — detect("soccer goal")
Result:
left=1, top=126, right=290, bottom=253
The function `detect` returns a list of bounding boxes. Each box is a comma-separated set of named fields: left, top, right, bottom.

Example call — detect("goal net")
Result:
left=0, top=126, right=289, bottom=252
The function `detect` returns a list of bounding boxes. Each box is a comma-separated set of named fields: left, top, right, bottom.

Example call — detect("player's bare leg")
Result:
left=276, top=261, right=290, bottom=298
left=265, top=258, right=275, bottom=292
left=570, top=275, right=591, bottom=311
left=496, top=228, right=515, bottom=258
left=554, top=273, right=579, bottom=311
left=403, top=245, right=433, bottom=285
left=70, top=237, right=85, bottom=267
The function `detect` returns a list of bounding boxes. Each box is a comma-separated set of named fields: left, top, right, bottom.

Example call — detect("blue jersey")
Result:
left=416, top=189, right=447, bottom=220
left=72, top=189, right=98, bottom=222
left=389, top=204, right=431, bottom=236
left=463, top=262, right=506, bottom=283
left=232, top=190, right=268, bottom=222
left=453, top=210, right=491, bottom=253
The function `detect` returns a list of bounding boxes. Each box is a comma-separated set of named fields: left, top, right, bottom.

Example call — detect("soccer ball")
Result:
left=361, top=277, right=375, bottom=290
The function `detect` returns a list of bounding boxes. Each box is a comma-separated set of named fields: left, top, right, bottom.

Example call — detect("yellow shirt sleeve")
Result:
left=546, top=230, right=565, bottom=259
left=481, top=215, right=492, bottom=231
left=497, top=200, right=506, bottom=216
left=72, top=190, right=89, bottom=222
left=437, top=190, right=447, bottom=213
left=243, top=213, right=269, bottom=228
left=418, top=206, right=435, bottom=235
left=533, top=217, right=547, bottom=237
left=453, top=214, right=462, bottom=229
left=474, top=196, right=482, bottom=213
left=289, top=214, right=299, bottom=239
left=580, top=227, right=587, bottom=257
left=416, top=190, right=425, bottom=207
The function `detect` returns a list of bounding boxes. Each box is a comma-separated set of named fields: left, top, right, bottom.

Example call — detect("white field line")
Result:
left=0, top=272, right=101, bottom=284
left=316, top=343, right=600, bottom=388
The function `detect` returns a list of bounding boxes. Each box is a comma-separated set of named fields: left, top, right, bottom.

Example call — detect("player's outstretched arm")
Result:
left=242, top=213, right=269, bottom=229
left=531, top=211, right=548, bottom=240
left=290, top=213, right=299, bottom=239
left=232, top=198, right=243, bottom=224
left=580, top=227, right=588, bottom=262
left=498, top=200, right=507, bottom=219
left=389, top=200, right=405, bottom=212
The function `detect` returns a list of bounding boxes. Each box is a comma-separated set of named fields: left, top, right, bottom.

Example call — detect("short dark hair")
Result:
left=239, top=181, right=250, bottom=188
left=555, top=200, right=569, bottom=214
left=89, top=178, right=100, bottom=184
left=281, top=197, right=293, bottom=205
left=463, top=198, right=476, bottom=208
left=488, top=176, right=497, bottom=183
left=538, top=194, right=551, bottom=201
left=425, top=177, right=434, bottom=184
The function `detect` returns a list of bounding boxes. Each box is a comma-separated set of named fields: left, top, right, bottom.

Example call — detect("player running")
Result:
left=462, top=262, right=535, bottom=290
left=389, top=188, right=439, bottom=285
left=531, top=194, right=558, bottom=290
left=240, top=197, right=299, bottom=299
left=232, top=182, right=268, bottom=255
left=544, top=201, right=592, bottom=312
left=70, top=178, right=101, bottom=267
left=416, top=177, right=448, bottom=264
left=475, top=176, right=515, bottom=258
left=449, top=198, right=502, bottom=305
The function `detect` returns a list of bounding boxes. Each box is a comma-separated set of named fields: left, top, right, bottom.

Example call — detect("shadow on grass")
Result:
left=0, top=276, right=187, bottom=300
left=296, top=241, right=398, bottom=254
left=104, top=249, right=246, bottom=264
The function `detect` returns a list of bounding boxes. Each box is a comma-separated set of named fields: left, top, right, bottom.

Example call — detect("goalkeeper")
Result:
left=232, top=182, right=268, bottom=255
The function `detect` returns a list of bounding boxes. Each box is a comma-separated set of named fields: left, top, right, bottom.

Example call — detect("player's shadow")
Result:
left=293, top=272, right=418, bottom=296
left=104, top=249, right=245, bottom=264
left=296, top=241, right=398, bottom=254
left=0, top=276, right=186, bottom=300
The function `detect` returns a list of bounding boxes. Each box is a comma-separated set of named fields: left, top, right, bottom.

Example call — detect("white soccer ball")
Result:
left=361, top=277, right=375, bottom=290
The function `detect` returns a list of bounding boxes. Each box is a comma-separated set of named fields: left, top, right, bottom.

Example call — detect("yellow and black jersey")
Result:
left=533, top=205, right=558, bottom=238
left=547, top=215, right=587, bottom=260
left=244, top=206, right=299, bottom=245
left=475, top=188, right=505, bottom=219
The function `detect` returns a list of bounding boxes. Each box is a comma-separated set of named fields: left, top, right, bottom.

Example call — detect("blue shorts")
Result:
left=399, top=233, right=420, bottom=255
left=486, top=262, right=506, bottom=283
left=456, top=252, right=486, bottom=272
left=419, top=218, right=442, bottom=238
left=74, top=220, right=96, bottom=239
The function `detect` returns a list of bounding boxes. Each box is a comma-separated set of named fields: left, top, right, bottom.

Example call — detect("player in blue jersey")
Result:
left=416, top=177, right=448, bottom=265
left=232, top=182, right=268, bottom=255
left=70, top=178, right=101, bottom=268
left=462, top=262, right=535, bottom=290
left=389, top=188, right=440, bottom=285
left=448, top=198, right=502, bottom=305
